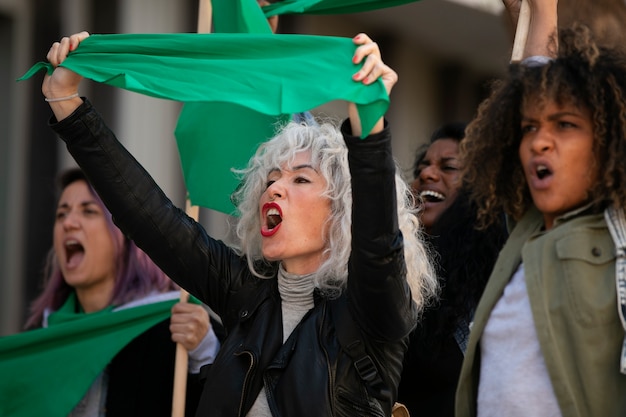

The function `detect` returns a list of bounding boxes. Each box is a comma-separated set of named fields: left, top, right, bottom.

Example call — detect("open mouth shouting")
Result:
left=64, top=238, right=85, bottom=269
left=527, top=160, right=554, bottom=190
left=536, top=164, right=552, bottom=180
left=420, top=189, right=446, bottom=204
left=261, top=202, right=283, bottom=237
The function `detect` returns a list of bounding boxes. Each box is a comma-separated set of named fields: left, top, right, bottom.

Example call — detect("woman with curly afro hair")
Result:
left=456, top=1, right=626, bottom=416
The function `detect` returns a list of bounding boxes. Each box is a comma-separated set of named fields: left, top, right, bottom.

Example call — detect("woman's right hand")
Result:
left=169, top=302, right=210, bottom=351
left=42, top=31, right=90, bottom=120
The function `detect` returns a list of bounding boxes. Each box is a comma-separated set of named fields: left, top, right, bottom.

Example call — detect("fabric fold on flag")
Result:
left=0, top=298, right=176, bottom=417
left=20, top=33, right=388, bottom=213
left=263, top=0, right=421, bottom=16
left=19, top=33, right=388, bottom=133
left=175, top=102, right=291, bottom=213
left=213, top=0, right=274, bottom=33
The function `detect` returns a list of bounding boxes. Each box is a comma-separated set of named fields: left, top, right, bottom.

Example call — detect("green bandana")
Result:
left=47, top=292, right=114, bottom=326
left=19, top=33, right=388, bottom=213
left=0, top=294, right=176, bottom=417
left=263, top=0, right=422, bottom=16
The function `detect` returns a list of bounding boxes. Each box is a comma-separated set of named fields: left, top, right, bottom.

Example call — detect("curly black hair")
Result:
left=462, top=24, right=626, bottom=228
left=414, top=187, right=507, bottom=348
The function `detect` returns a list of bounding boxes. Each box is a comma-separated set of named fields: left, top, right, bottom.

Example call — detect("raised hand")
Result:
left=169, top=302, right=210, bottom=351
left=42, top=31, right=90, bottom=120
left=349, top=33, right=398, bottom=136
left=351, top=33, right=398, bottom=96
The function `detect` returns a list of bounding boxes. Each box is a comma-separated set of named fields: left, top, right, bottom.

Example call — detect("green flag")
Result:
left=0, top=298, right=176, bottom=417
left=176, top=0, right=419, bottom=213
left=213, top=0, right=274, bottom=33
left=20, top=33, right=388, bottom=213
left=176, top=0, right=281, bottom=214
left=19, top=34, right=387, bottom=124
left=175, top=103, right=290, bottom=213
left=263, top=0, right=422, bottom=16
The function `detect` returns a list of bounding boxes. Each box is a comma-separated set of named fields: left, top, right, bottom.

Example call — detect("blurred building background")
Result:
left=1, top=0, right=621, bottom=335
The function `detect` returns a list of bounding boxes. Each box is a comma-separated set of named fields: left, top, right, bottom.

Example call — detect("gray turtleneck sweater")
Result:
left=247, top=265, right=316, bottom=417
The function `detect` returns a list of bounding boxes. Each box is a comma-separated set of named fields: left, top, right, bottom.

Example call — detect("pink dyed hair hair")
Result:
left=25, top=168, right=176, bottom=329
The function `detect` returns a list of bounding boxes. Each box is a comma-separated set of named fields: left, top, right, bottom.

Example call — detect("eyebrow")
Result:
left=547, top=111, right=586, bottom=121
left=522, top=110, right=585, bottom=122
left=292, top=164, right=318, bottom=172
left=269, top=164, right=319, bottom=174
left=57, top=200, right=99, bottom=210
left=418, top=156, right=459, bottom=165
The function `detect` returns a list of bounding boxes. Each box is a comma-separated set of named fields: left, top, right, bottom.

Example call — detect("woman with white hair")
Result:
left=41, top=31, right=437, bottom=416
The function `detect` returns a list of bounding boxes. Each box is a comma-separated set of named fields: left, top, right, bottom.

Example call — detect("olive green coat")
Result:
left=456, top=206, right=626, bottom=417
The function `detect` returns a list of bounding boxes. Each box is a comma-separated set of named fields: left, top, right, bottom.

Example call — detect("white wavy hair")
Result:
left=232, top=120, right=437, bottom=309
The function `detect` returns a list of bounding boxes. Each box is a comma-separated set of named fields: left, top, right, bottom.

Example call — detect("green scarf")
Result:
left=21, top=0, right=422, bottom=213
left=0, top=293, right=176, bottom=417
left=47, top=291, right=114, bottom=325
left=19, top=33, right=388, bottom=213
left=263, top=0, right=421, bottom=16
left=181, top=0, right=425, bottom=213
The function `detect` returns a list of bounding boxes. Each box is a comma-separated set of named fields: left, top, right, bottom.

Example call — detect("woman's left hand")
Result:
left=351, top=33, right=398, bottom=96
left=349, top=33, right=398, bottom=136
left=169, top=302, right=210, bottom=351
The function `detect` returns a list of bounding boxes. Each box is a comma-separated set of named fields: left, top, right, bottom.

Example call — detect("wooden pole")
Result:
left=511, top=0, right=531, bottom=62
left=197, top=0, right=213, bottom=34
left=171, top=2, right=212, bottom=416
left=171, top=287, right=190, bottom=417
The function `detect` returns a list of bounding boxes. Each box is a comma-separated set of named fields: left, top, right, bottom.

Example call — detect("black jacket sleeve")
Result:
left=341, top=119, right=417, bottom=342
left=50, top=99, right=248, bottom=318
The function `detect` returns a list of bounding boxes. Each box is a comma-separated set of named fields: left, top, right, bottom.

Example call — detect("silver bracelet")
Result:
left=520, top=56, right=554, bottom=68
left=44, top=93, right=79, bottom=102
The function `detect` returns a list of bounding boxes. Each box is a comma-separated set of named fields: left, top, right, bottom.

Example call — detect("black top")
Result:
left=398, top=188, right=507, bottom=417
left=106, top=319, right=202, bottom=417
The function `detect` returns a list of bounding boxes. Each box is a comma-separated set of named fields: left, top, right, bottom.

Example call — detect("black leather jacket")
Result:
left=51, top=99, right=417, bottom=417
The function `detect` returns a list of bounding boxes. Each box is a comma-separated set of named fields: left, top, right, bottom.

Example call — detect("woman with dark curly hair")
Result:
left=397, top=124, right=507, bottom=417
left=410, top=122, right=467, bottom=234
left=456, top=1, right=626, bottom=416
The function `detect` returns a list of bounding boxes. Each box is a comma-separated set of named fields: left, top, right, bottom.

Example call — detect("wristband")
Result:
left=44, top=93, right=79, bottom=102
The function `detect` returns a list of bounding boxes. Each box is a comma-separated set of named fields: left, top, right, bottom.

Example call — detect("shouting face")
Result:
left=411, top=138, right=462, bottom=233
left=519, top=98, right=597, bottom=229
left=259, top=151, right=332, bottom=275
left=54, top=180, right=118, bottom=311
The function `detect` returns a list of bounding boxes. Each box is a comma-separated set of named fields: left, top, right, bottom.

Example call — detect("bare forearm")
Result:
left=525, top=0, right=558, bottom=58
left=347, top=102, right=384, bottom=137
left=47, top=96, right=84, bottom=121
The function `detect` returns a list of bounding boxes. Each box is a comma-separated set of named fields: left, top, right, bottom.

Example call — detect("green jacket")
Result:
left=456, top=206, right=626, bottom=417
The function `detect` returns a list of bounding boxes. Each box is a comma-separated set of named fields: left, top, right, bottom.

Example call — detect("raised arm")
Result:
left=504, top=0, right=559, bottom=61
left=42, top=31, right=89, bottom=119
left=348, top=33, right=398, bottom=137
left=40, top=31, right=250, bottom=317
